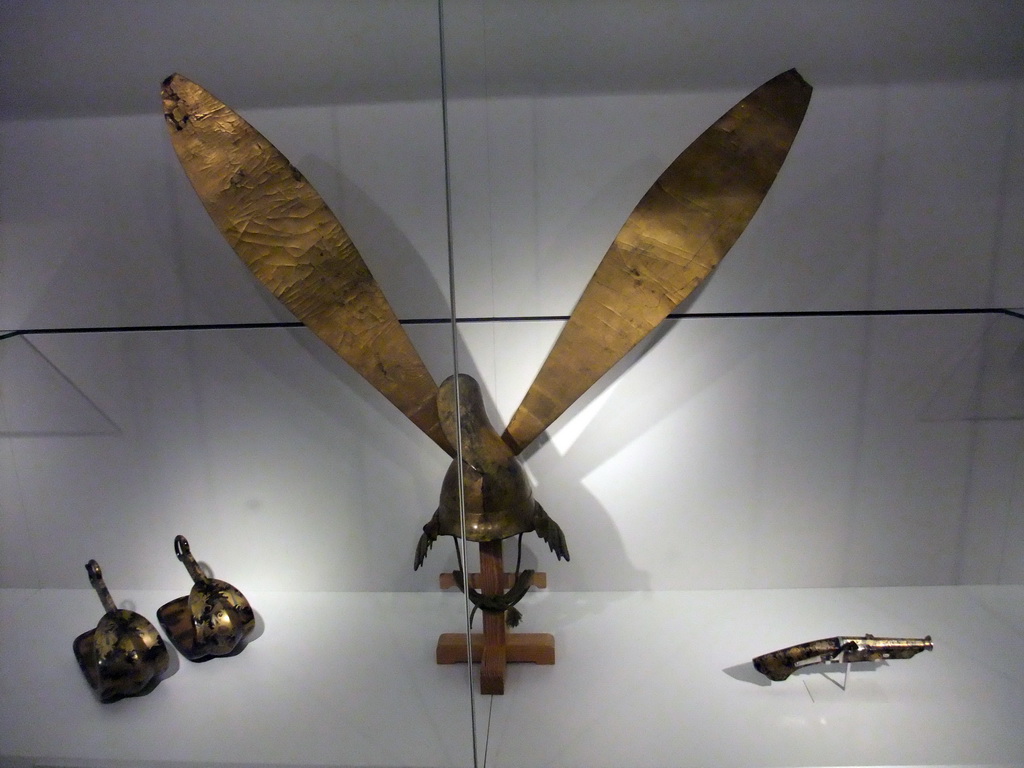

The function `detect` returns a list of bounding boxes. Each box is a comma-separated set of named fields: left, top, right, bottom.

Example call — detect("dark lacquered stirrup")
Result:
left=72, top=560, right=170, bottom=702
left=157, top=535, right=255, bottom=661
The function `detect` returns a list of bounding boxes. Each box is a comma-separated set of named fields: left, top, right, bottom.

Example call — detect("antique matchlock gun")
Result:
left=162, top=70, right=812, bottom=691
left=753, top=634, right=934, bottom=682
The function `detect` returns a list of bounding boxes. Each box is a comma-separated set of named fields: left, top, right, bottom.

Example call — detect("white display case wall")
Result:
left=1, top=2, right=1022, bottom=767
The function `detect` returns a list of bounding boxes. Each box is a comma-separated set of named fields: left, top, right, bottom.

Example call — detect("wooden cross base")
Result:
left=436, top=633, right=555, bottom=695
left=435, top=539, right=555, bottom=695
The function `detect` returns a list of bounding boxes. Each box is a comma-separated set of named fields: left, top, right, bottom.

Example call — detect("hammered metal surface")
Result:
left=415, top=375, right=569, bottom=565
left=436, top=374, right=537, bottom=541
left=161, top=74, right=451, bottom=455
left=436, top=374, right=536, bottom=540
left=163, top=71, right=809, bottom=584
left=73, top=561, right=169, bottom=702
left=157, top=536, right=256, bottom=661
left=502, top=69, right=813, bottom=453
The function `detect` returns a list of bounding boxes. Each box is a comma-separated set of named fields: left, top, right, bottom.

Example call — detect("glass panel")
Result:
left=0, top=2, right=480, bottom=765
left=923, top=312, right=1024, bottom=421
left=439, top=1, right=1024, bottom=765
left=0, top=335, right=117, bottom=436
left=3, top=1, right=1024, bottom=766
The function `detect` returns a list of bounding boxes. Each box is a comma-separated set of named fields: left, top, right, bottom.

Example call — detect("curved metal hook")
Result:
left=173, top=534, right=190, bottom=559
left=452, top=568, right=536, bottom=628
left=85, top=559, right=118, bottom=614
left=173, top=535, right=207, bottom=584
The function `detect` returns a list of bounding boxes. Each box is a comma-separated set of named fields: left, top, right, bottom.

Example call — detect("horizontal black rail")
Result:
left=2, top=307, right=1021, bottom=342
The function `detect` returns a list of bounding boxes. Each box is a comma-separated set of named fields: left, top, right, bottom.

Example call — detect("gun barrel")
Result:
left=752, top=634, right=933, bottom=682
left=840, top=634, right=933, bottom=663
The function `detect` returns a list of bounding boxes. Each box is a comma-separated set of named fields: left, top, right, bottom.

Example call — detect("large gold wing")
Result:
left=161, top=74, right=452, bottom=455
left=501, top=70, right=813, bottom=454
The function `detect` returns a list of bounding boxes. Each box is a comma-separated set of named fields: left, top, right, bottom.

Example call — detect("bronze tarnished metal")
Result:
left=161, top=74, right=452, bottom=456
left=72, top=560, right=170, bottom=702
left=162, top=71, right=812, bottom=626
left=415, top=375, right=568, bottom=584
left=157, top=535, right=256, bottom=661
left=501, top=69, right=813, bottom=453
left=416, top=374, right=566, bottom=625
left=753, top=634, right=934, bottom=681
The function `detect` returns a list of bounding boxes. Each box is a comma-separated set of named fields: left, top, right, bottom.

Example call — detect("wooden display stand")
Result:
left=435, top=539, right=554, bottom=694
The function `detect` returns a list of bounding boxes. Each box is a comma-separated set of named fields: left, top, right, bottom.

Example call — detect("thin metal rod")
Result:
left=482, top=693, right=495, bottom=768
left=437, top=1, right=481, bottom=766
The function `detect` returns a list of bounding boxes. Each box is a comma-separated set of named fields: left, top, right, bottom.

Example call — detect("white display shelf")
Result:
left=2, top=585, right=1021, bottom=767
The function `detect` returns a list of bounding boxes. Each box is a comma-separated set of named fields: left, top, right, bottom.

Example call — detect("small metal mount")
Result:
left=174, top=534, right=207, bottom=584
